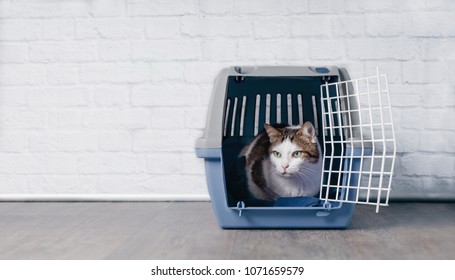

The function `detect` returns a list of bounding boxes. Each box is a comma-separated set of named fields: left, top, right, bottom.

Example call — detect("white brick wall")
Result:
left=0, top=0, right=453, bottom=199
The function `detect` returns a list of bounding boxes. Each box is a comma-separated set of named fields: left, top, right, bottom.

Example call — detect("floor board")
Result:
left=0, top=202, right=454, bottom=259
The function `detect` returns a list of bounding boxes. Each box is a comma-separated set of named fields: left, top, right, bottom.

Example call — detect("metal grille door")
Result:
left=320, top=70, right=396, bottom=212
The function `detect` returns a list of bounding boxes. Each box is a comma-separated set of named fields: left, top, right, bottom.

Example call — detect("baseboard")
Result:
left=389, top=193, right=455, bottom=202
left=0, top=193, right=453, bottom=202
left=0, top=194, right=211, bottom=202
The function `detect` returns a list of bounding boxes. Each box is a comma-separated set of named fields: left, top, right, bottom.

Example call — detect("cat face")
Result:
left=264, top=122, right=319, bottom=177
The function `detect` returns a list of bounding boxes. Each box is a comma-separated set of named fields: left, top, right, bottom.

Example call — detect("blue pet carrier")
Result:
left=196, top=66, right=396, bottom=229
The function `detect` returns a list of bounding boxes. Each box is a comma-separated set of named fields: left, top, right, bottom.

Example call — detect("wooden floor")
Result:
left=0, top=202, right=453, bottom=259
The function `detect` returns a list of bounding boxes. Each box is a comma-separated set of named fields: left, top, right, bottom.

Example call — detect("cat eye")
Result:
left=272, top=151, right=281, bottom=158
left=292, top=151, right=303, bottom=158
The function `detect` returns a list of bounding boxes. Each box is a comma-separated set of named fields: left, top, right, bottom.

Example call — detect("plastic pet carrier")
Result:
left=196, top=66, right=396, bottom=229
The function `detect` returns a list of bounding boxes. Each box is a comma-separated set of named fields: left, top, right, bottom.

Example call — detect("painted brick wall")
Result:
left=0, top=0, right=453, bottom=198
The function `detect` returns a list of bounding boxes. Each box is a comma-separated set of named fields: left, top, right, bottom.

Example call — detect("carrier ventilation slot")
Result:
left=239, top=96, right=247, bottom=136
left=223, top=99, right=231, bottom=137
left=225, top=92, right=322, bottom=137
left=276, top=94, right=281, bottom=123
left=254, top=95, right=261, bottom=135
left=312, top=95, right=319, bottom=136
left=287, top=94, right=292, bottom=125
left=230, top=97, right=238, bottom=136
left=297, top=94, right=303, bottom=125
left=265, top=94, right=271, bottom=124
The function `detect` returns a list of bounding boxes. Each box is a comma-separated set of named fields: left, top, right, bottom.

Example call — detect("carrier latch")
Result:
left=323, top=201, right=332, bottom=211
left=236, top=201, right=246, bottom=217
left=322, top=76, right=331, bottom=82
left=234, top=66, right=246, bottom=82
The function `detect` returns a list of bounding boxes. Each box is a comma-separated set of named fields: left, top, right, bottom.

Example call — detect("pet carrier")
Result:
left=196, top=66, right=396, bottom=229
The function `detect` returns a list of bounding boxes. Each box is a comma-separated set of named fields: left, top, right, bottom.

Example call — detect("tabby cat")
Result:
left=241, top=122, right=322, bottom=200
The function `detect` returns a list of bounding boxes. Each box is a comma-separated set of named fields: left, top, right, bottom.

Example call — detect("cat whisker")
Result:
left=298, top=166, right=318, bottom=173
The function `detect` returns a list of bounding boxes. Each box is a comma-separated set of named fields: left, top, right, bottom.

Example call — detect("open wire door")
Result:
left=319, top=69, right=396, bottom=212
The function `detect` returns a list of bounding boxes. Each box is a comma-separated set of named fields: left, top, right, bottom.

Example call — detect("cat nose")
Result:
left=282, top=164, right=289, bottom=171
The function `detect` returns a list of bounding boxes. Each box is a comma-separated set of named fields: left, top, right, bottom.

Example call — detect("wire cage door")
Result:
left=320, top=70, right=396, bottom=212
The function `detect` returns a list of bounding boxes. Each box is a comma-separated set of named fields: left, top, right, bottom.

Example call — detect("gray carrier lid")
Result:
left=195, top=66, right=351, bottom=149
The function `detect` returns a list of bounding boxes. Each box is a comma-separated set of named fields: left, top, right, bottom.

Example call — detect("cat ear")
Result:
left=299, top=122, right=317, bottom=143
left=264, top=123, right=282, bottom=142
